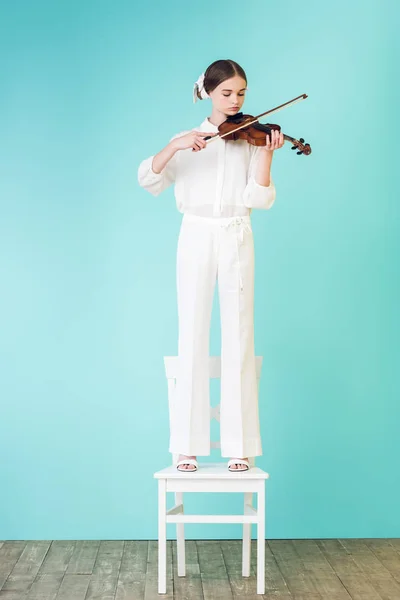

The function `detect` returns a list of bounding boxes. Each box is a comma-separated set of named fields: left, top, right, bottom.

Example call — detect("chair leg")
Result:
left=158, top=479, right=167, bottom=594
left=242, top=492, right=252, bottom=577
left=257, top=482, right=265, bottom=595
left=175, top=492, right=186, bottom=576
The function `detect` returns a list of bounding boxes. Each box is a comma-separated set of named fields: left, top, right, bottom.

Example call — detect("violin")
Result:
left=204, top=93, right=312, bottom=156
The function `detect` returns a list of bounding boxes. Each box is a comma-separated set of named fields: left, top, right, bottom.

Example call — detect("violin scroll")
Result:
left=290, top=137, right=312, bottom=156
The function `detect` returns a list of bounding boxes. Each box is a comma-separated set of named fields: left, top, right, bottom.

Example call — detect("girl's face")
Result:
left=209, top=75, right=247, bottom=116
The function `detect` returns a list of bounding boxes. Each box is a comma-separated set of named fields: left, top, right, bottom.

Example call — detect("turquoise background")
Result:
left=0, top=0, right=398, bottom=540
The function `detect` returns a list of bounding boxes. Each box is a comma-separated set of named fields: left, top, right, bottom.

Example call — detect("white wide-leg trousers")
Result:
left=169, top=213, right=262, bottom=458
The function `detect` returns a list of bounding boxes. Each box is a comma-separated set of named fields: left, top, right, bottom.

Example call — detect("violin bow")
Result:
left=205, top=93, right=308, bottom=143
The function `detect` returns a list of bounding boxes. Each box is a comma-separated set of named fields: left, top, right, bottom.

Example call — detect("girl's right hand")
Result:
left=171, top=131, right=217, bottom=152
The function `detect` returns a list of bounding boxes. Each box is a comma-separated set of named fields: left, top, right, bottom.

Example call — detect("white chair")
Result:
left=154, top=355, right=270, bottom=595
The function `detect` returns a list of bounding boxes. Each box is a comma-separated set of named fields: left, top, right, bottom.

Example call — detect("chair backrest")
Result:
left=164, top=356, right=263, bottom=467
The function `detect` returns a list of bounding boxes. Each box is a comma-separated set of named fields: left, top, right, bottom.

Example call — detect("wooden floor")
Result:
left=0, top=539, right=400, bottom=599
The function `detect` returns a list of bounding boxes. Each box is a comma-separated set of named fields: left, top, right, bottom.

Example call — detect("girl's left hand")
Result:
left=264, top=129, right=284, bottom=152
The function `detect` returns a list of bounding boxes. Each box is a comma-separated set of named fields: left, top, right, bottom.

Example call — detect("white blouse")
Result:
left=137, top=117, right=276, bottom=218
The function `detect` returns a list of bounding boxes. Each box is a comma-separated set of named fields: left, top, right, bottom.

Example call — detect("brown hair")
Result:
left=199, top=59, right=247, bottom=98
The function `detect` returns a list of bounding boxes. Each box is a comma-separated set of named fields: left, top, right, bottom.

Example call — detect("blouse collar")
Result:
left=199, top=117, right=220, bottom=133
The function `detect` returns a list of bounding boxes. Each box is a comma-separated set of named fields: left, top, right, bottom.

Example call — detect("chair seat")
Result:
left=154, top=461, right=269, bottom=480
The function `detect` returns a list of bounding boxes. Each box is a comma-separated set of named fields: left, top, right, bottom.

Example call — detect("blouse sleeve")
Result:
left=137, top=133, right=184, bottom=197
left=243, top=145, right=276, bottom=210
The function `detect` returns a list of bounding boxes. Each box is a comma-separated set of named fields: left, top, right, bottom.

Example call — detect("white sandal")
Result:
left=227, top=459, right=250, bottom=472
left=176, top=458, right=198, bottom=472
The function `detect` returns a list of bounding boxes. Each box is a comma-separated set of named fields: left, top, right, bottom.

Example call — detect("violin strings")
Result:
left=205, top=94, right=307, bottom=143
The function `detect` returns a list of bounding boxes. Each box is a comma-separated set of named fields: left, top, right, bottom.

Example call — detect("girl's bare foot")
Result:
left=177, top=454, right=197, bottom=470
left=229, top=457, right=249, bottom=470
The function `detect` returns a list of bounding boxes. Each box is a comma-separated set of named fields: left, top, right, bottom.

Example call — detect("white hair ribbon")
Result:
left=193, top=72, right=210, bottom=103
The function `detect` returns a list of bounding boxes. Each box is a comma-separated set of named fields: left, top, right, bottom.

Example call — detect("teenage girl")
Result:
left=138, top=59, right=284, bottom=472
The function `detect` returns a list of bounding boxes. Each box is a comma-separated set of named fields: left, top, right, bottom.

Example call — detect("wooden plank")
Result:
left=365, top=539, right=400, bottom=583
left=172, top=539, right=203, bottom=599
left=37, top=542, right=75, bottom=574
left=115, top=541, right=148, bottom=600
left=91, top=540, right=124, bottom=577
left=196, top=540, right=233, bottom=600
left=220, top=540, right=257, bottom=597
left=25, top=541, right=75, bottom=600
left=65, top=541, right=100, bottom=575
left=0, top=591, right=24, bottom=599
left=317, top=539, right=381, bottom=599
left=85, top=541, right=123, bottom=600
left=144, top=540, right=173, bottom=600
left=388, top=539, right=400, bottom=555
left=292, top=540, right=352, bottom=599
left=26, top=573, right=64, bottom=599
left=222, top=540, right=254, bottom=575
left=268, top=540, right=322, bottom=599
left=340, top=539, right=400, bottom=599
left=250, top=538, right=293, bottom=598
left=55, top=574, right=90, bottom=600
left=0, top=541, right=51, bottom=597
left=0, top=542, right=28, bottom=589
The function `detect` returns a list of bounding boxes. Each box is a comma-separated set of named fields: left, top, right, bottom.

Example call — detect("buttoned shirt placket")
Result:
left=213, top=138, right=226, bottom=217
